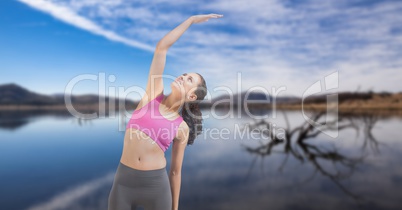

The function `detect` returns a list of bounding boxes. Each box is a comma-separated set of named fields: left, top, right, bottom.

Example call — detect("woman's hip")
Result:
left=113, top=161, right=170, bottom=190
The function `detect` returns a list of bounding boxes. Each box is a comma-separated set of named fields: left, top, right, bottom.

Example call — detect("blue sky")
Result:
left=1, top=0, right=402, bottom=100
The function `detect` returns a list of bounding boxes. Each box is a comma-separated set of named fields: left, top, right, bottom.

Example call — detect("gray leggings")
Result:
left=108, top=162, right=172, bottom=210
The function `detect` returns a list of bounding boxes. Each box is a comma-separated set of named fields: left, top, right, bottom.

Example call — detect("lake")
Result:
left=0, top=109, right=401, bottom=210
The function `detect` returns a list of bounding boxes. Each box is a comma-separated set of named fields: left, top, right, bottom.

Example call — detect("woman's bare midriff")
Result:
left=120, top=128, right=167, bottom=171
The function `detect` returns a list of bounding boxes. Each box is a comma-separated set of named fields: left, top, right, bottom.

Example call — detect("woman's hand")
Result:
left=190, top=13, right=223, bottom=24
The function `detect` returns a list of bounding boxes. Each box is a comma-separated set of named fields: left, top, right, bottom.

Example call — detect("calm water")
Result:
left=0, top=109, right=401, bottom=210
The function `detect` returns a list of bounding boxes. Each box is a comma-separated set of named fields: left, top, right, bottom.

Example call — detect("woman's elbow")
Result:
left=169, top=169, right=182, bottom=176
left=156, top=41, right=169, bottom=52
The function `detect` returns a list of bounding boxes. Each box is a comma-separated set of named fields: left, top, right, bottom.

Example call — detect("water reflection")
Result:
left=0, top=110, right=73, bottom=131
left=26, top=172, right=114, bottom=210
left=241, top=111, right=384, bottom=202
left=0, top=110, right=130, bottom=131
left=1, top=109, right=401, bottom=210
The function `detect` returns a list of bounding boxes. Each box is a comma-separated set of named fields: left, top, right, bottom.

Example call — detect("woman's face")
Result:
left=171, top=72, right=202, bottom=102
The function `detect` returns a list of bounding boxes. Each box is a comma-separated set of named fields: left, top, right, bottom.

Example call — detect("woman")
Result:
left=108, top=13, right=223, bottom=210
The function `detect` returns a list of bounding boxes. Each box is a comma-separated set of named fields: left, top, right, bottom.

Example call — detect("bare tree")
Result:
left=241, top=110, right=381, bottom=202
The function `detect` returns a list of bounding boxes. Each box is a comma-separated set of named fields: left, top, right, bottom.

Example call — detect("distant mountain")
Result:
left=0, top=83, right=61, bottom=105
left=303, top=91, right=377, bottom=103
left=0, top=83, right=136, bottom=106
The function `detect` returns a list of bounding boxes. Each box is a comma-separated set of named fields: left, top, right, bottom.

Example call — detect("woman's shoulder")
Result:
left=143, top=91, right=164, bottom=102
left=179, top=120, right=189, bottom=130
left=134, top=92, right=164, bottom=111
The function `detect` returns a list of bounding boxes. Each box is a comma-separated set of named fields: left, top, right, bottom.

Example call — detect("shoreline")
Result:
left=1, top=103, right=402, bottom=113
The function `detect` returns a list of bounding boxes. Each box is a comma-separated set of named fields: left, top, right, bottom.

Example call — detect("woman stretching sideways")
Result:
left=108, top=13, right=224, bottom=210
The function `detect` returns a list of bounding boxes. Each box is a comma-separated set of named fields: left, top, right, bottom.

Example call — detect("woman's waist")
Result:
left=121, top=147, right=166, bottom=161
left=120, top=154, right=167, bottom=171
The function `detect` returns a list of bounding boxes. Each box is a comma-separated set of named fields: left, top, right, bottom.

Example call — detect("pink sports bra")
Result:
left=126, top=93, right=184, bottom=152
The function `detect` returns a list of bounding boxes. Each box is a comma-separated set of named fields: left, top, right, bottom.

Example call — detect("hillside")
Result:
left=0, top=83, right=137, bottom=110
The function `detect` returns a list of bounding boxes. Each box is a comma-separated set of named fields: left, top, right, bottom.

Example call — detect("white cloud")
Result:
left=17, top=0, right=402, bottom=96
left=17, top=0, right=154, bottom=52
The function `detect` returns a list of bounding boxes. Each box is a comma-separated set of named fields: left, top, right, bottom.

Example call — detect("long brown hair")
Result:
left=180, top=73, right=207, bottom=145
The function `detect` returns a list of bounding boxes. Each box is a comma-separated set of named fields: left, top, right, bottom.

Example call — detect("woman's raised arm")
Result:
left=144, top=14, right=223, bottom=100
